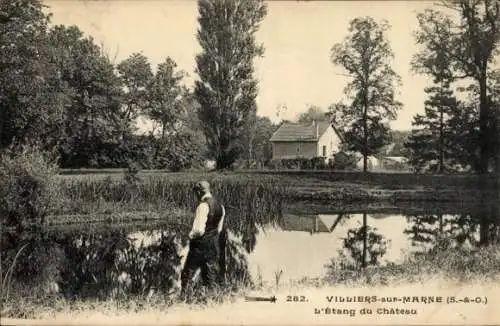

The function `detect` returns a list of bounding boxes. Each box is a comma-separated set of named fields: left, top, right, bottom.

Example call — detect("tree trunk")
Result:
left=478, top=75, right=490, bottom=174
left=439, top=109, right=444, bottom=174
left=495, top=101, right=500, bottom=192
left=479, top=207, right=490, bottom=247
left=363, top=93, right=368, bottom=173
left=153, top=123, right=166, bottom=164
left=0, top=105, right=6, bottom=148
left=248, top=137, right=253, bottom=168
left=362, top=213, right=367, bottom=268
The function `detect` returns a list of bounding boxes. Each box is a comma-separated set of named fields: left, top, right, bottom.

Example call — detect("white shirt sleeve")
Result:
left=217, top=205, right=226, bottom=233
left=189, top=202, right=209, bottom=239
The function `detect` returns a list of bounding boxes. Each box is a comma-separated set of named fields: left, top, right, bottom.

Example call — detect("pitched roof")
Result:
left=270, top=121, right=332, bottom=142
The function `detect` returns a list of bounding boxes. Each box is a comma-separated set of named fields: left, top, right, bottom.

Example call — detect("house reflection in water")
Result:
left=249, top=212, right=409, bottom=284
left=310, top=214, right=344, bottom=234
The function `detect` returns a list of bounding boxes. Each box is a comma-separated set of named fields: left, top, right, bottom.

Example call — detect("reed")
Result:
left=57, top=173, right=288, bottom=251
left=322, top=242, right=500, bottom=287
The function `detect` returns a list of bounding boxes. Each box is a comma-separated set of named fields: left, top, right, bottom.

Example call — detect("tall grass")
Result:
left=323, top=242, right=500, bottom=287
left=57, top=173, right=288, bottom=251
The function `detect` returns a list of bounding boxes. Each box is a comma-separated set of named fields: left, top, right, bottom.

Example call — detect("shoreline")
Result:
left=29, top=187, right=496, bottom=228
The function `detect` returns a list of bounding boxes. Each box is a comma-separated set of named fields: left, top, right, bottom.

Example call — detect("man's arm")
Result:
left=189, top=203, right=209, bottom=239
left=217, top=205, right=226, bottom=233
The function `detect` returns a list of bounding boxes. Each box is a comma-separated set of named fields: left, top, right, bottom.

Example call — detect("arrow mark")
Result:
left=245, top=296, right=277, bottom=303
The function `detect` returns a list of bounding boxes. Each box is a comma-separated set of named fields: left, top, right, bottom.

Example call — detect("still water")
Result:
left=1, top=205, right=497, bottom=300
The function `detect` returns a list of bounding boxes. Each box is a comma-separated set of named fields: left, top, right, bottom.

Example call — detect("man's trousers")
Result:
left=180, top=233, right=220, bottom=297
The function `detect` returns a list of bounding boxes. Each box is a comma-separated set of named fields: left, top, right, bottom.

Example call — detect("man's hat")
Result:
left=194, top=180, right=210, bottom=193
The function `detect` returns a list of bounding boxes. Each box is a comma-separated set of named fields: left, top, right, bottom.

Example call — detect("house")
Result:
left=269, top=121, right=342, bottom=160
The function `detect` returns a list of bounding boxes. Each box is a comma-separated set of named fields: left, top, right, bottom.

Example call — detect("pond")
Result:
left=1, top=203, right=499, bottom=302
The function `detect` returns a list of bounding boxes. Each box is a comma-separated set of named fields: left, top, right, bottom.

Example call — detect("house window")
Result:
left=297, top=144, right=300, bottom=153
left=322, top=145, right=326, bottom=157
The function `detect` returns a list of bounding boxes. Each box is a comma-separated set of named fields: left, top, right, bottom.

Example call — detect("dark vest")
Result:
left=200, top=195, right=224, bottom=238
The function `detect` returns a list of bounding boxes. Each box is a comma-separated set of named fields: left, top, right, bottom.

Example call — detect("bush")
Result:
left=310, top=157, right=327, bottom=169
left=331, top=152, right=358, bottom=170
left=0, top=145, right=60, bottom=228
left=266, top=157, right=328, bottom=170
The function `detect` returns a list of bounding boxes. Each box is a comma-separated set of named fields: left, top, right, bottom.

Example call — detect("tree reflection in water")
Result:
left=1, top=221, right=257, bottom=302
left=405, top=202, right=500, bottom=254
left=57, top=228, right=183, bottom=300
left=332, top=213, right=391, bottom=270
left=1, top=226, right=185, bottom=301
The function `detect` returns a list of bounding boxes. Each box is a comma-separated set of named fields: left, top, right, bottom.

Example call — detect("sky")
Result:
left=44, top=0, right=440, bottom=131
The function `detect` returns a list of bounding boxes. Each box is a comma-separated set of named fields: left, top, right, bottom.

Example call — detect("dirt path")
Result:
left=3, top=279, right=499, bottom=325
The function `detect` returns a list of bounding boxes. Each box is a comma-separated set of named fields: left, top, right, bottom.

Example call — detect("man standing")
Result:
left=180, top=180, right=226, bottom=299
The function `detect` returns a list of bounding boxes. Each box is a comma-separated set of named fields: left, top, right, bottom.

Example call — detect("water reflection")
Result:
left=1, top=204, right=499, bottom=300
left=404, top=214, right=481, bottom=251
left=1, top=226, right=185, bottom=300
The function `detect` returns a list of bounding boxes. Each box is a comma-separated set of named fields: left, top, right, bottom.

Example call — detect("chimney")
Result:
left=312, top=120, right=319, bottom=138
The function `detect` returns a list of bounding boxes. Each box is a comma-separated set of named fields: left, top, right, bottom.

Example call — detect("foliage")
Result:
left=340, top=115, right=393, bottom=156
left=1, top=1, right=207, bottom=171
left=405, top=82, right=479, bottom=173
left=48, top=25, right=125, bottom=168
left=404, top=213, right=484, bottom=252
left=324, top=243, right=500, bottom=287
left=296, top=106, right=329, bottom=124
left=336, top=224, right=390, bottom=270
left=116, top=52, right=154, bottom=134
left=266, top=154, right=360, bottom=171
left=194, top=0, right=267, bottom=170
left=385, top=130, right=410, bottom=157
left=0, top=144, right=60, bottom=229
left=154, top=132, right=206, bottom=172
left=0, top=0, right=67, bottom=151
left=140, top=58, right=207, bottom=171
left=241, top=115, right=278, bottom=167
left=331, top=152, right=358, bottom=170
left=329, top=17, right=402, bottom=172
left=267, top=157, right=325, bottom=170
left=147, top=58, right=188, bottom=138
left=413, top=1, right=500, bottom=173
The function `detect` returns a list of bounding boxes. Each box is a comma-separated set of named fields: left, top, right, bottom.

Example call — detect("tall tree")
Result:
left=146, top=58, right=205, bottom=170
left=330, top=17, right=402, bottom=172
left=413, top=1, right=500, bottom=174
left=0, top=0, right=66, bottom=151
left=490, top=70, right=500, bottom=183
left=405, top=83, right=463, bottom=173
left=194, top=0, right=267, bottom=170
left=48, top=25, right=124, bottom=168
left=116, top=52, right=153, bottom=136
left=147, top=57, right=187, bottom=141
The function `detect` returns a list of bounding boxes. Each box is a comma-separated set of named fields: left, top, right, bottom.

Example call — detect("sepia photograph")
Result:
left=1, top=0, right=499, bottom=325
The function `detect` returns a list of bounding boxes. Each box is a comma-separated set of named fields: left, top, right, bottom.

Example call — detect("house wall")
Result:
left=317, top=126, right=342, bottom=158
left=271, top=126, right=342, bottom=160
left=272, top=141, right=318, bottom=159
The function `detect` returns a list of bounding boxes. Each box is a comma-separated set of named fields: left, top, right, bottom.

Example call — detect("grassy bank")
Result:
left=59, top=169, right=495, bottom=188
left=56, top=170, right=493, bottom=209
left=318, top=243, right=500, bottom=288
left=35, top=170, right=495, bottom=226
left=2, top=243, right=499, bottom=321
